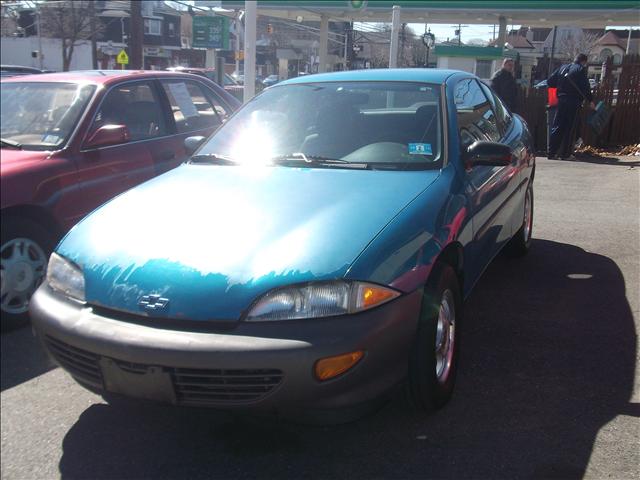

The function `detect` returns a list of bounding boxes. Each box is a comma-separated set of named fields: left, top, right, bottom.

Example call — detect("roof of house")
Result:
left=433, top=45, right=505, bottom=59
left=489, top=35, right=535, bottom=49
left=596, top=31, right=627, bottom=48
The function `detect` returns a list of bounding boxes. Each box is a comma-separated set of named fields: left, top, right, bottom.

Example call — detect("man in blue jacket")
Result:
left=547, top=53, right=595, bottom=160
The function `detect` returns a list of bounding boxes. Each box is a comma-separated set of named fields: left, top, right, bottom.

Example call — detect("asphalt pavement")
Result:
left=2, top=155, right=639, bottom=480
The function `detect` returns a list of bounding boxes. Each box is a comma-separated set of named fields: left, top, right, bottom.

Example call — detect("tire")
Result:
left=1, top=217, right=54, bottom=331
left=506, top=183, right=534, bottom=257
left=407, top=262, right=462, bottom=411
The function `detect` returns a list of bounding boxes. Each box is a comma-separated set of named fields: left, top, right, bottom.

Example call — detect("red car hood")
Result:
left=0, top=148, right=52, bottom=173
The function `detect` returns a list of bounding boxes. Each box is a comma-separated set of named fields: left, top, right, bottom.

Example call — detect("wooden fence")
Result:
left=513, top=54, right=640, bottom=152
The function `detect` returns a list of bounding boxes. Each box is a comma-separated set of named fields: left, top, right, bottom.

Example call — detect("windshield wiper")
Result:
left=189, top=153, right=238, bottom=165
left=1, top=138, right=22, bottom=149
left=271, top=153, right=367, bottom=168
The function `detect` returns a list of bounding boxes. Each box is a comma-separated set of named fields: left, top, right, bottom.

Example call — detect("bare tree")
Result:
left=467, top=38, right=489, bottom=46
left=39, top=0, right=101, bottom=71
left=557, top=30, right=601, bottom=61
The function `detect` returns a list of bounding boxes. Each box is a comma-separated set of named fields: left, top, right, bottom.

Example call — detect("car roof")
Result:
left=1, top=64, right=43, bottom=72
left=0, top=69, right=209, bottom=85
left=279, top=68, right=464, bottom=86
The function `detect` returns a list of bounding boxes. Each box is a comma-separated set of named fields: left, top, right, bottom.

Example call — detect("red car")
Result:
left=165, top=67, right=244, bottom=101
left=0, top=70, right=240, bottom=328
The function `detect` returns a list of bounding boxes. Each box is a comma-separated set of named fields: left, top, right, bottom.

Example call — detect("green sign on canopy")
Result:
left=193, top=16, right=229, bottom=49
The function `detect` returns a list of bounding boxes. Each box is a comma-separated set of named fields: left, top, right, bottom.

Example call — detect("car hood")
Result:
left=58, top=164, right=439, bottom=321
left=0, top=148, right=51, bottom=170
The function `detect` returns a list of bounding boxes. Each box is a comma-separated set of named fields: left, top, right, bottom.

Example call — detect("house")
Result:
left=0, top=0, right=183, bottom=70
left=434, top=45, right=504, bottom=81
left=588, top=30, right=639, bottom=84
left=489, top=34, right=537, bottom=86
left=96, top=0, right=181, bottom=70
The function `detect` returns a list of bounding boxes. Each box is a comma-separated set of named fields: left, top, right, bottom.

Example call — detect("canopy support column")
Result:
left=389, top=5, right=401, bottom=68
left=243, top=0, right=257, bottom=102
left=318, top=14, right=329, bottom=73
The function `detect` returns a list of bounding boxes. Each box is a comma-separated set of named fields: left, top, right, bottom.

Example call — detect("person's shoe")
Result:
left=561, top=154, right=577, bottom=161
left=547, top=153, right=559, bottom=160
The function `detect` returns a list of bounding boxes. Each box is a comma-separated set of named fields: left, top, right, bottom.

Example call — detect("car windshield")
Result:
left=194, top=81, right=443, bottom=170
left=0, top=82, right=95, bottom=150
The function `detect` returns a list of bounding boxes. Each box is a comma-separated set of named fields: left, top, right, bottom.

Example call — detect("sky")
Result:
left=407, top=23, right=507, bottom=44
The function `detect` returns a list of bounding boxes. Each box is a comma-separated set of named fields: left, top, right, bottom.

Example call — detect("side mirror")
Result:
left=184, top=136, right=205, bottom=156
left=465, top=141, right=512, bottom=168
left=85, top=125, right=130, bottom=149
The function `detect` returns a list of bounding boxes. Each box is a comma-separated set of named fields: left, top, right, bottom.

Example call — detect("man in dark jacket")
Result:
left=547, top=53, right=595, bottom=159
left=490, top=58, right=518, bottom=111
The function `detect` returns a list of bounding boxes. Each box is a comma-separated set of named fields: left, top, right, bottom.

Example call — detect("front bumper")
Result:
left=30, top=285, right=422, bottom=413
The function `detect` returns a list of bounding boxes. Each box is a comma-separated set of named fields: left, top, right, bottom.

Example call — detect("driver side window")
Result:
left=90, top=81, right=166, bottom=145
left=454, top=79, right=501, bottom=152
left=479, top=81, right=512, bottom=136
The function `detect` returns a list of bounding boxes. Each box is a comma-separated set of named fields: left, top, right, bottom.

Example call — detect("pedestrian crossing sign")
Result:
left=116, top=50, right=129, bottom=65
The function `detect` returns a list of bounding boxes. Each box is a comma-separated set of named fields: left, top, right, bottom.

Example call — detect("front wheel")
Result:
left=1, top=218, right=53, bottom=331
left=506, top=184, right=534, bottom=257
left=407, top=263, right=462, bottom=411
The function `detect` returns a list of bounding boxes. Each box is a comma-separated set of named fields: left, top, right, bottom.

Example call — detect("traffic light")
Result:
left=267, top=24, right=273, bottom=34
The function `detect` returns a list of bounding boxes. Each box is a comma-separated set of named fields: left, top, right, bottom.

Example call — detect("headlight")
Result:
left=246, top=281, right=400, bottom=321
left=46, top=253, right=85, bottom=302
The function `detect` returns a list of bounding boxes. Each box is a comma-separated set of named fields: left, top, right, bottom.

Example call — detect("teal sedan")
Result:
left=30, top=69, right=535, bottom=419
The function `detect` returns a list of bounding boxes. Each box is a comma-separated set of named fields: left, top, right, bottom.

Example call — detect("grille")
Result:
left=172, top=368, right=284, bottom=406
left=44, top=336, right=283, bottom=406
left=44, top=336, right=103, bottom=389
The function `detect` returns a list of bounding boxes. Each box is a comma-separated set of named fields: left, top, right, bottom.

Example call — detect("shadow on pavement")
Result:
left=58, top=239, right=637, bottom=479
left=572, top=153, right=640, bottom=167
left=1, top=325, right=56, bottom=391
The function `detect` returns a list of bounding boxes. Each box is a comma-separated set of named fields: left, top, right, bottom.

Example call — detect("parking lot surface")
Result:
left=2, top=155, right=639, bottom=480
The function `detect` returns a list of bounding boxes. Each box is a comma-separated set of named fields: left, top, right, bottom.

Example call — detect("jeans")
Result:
left=549, top=96, right=581, bottom=157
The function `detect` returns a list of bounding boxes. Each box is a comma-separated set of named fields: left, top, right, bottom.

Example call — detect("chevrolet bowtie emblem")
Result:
left=138, top=294, right=170, bottom=312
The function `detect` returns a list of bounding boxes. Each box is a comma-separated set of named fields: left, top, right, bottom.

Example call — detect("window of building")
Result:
left=167, top=21, right=176, bottom=37
left=475, top=59, right=494, bottom=79
left=144, top=18, right=162, bottom=36
left=599, top=48, right=613, bottom=62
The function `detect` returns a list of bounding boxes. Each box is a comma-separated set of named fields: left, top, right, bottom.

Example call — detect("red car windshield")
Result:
left=1, top=82, right=95, bottom=150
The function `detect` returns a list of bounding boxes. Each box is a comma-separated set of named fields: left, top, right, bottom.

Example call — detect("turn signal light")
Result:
left=314, top=351, right=364, bottom=381
left=358, top=285, right=398, bottom=309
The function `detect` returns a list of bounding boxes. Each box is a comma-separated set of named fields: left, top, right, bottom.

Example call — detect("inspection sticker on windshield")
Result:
left=408, top=143, right=432, bottom=155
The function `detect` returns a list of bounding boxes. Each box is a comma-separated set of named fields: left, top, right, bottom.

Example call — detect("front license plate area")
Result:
left=99, top=357, right=176, bottom=404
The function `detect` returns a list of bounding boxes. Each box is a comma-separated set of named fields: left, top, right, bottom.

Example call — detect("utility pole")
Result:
left=458, top=23, right=461, bottom=45
left=90, top=1, right=98, bottom=69
left=36, top=2, right=43, bottom=70
left=400, top=23, right=406, bottom=67
left=548, top=25, right=558, bottom=76
left=130, top=0, right=143, bottom=69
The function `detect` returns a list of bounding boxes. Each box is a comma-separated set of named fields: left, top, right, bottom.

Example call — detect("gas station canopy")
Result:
left=219, top=1, right=639, bottom=28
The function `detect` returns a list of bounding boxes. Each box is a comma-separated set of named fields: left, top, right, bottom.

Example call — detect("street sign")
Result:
left=116, top=49, right=129, bottom=65
left=192, top=16, right=229, bottom=49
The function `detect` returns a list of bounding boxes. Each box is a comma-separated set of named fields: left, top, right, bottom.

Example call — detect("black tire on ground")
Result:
left=0, top=216, right=54, bottom=331
left=407, top=262, right=462, bottom=411
left=506, top=183, right=534, bottom=257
